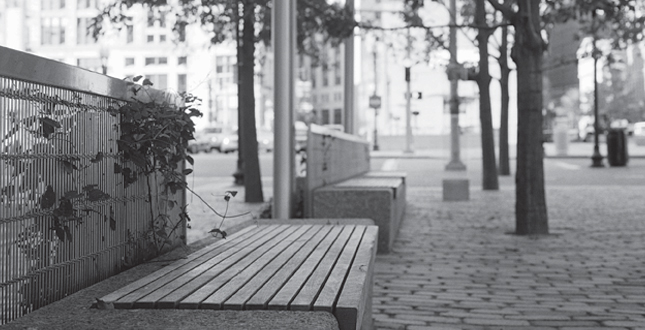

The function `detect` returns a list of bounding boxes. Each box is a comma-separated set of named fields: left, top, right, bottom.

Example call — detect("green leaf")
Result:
left=91, top=152, right=104, bottom=163
left=64, top=190, right=84, bottom=199
left=41, top=185, right=56, bottom=209
left=39, top=117, right=61, bottom=139
left=86, top=186, right=110, bottom=202
left=61, top=160, right=78, bottom=174
left=133, top=75, right=143, bottom=82
left=114, top=163, right=122, bottom=174
left=182, top=168, right=193, bottom=175
left=64, top=225, right=73, bottom=242
left=142, top=78, right=153, bottom=86
left=54, top=225, right=65, bottom=242
left=208, top=228, right=227, bottom=239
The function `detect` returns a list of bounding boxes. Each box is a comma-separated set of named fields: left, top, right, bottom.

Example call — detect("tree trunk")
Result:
left=498, top=24, right=511, bottom=176
left=475, top=0, right=498, bottom=190
left=512, top=0, right=548, bottom=235
left=239, top=1, right=264, bottom=203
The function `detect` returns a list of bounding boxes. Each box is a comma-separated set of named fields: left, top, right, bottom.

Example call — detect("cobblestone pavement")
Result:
left=373, top=185, right=645, bottom=329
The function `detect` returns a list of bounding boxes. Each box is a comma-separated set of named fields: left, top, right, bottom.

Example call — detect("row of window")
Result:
left=41, top=16, right=186, bottom=46
left=40, top=0, right=97, bottom=10
left=319, top=108, right=343, bottom=125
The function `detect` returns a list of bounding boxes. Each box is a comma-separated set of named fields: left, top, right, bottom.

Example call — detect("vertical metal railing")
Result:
left=0, top=47, right=185, bottom=324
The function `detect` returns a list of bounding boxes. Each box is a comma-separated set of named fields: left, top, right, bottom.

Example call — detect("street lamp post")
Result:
left=372, top=44, right=379, bottom=151
left=403, top=57, right=413, bottom=154
left=591, top=11, right=604, bottom=168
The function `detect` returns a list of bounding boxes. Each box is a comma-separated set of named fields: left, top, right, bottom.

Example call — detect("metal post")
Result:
left=373, top=42, right=379, bottom=151
left=404, top=28, right=413, bottom=154
left=343, top=0, right=355, bottom=134
left=445, top=0, right=466, bottom=170
left=272, top=0, right=294, bottom=218
left=591, top=29, right=604, bottom=167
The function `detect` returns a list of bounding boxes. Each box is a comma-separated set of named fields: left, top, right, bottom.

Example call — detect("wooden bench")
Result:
left=312, top=177, right=404, bottom=254
left=98, top=221, right=378, bottom=330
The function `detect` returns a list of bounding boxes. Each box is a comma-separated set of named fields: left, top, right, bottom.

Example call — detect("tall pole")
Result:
left=373, top=40, right=379, bottom=151
left=404, top=28, right=413, bottom=153
left=591, top=23, right=604, bottom=167
left=343, top=0, right=355, bottom=134
left=273, top=0, right=294, bottom=218
left=445, top=0, right=466, bottom=170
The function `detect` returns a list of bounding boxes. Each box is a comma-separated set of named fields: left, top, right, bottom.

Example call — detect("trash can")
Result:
left=606, top=128, right=628, bottom=166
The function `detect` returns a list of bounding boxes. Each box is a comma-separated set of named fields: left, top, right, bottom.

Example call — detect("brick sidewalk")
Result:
left=373, top=186, right=645, bottom=329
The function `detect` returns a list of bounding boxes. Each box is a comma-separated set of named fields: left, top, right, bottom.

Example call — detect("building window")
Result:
left=42, top=0, right=65, bottom=10
left=321, top=109, right=330, bottom=125
left=77, top=0, right=95, bottom=9
left=334, top=47, right=342, bottom=85
left=177, top=23, right=186, bottom=42
left=41, top=17, right=66, bottom=45
left=159, top=34, right=166, bottom=43
left=147, top=11, right=155, bottom=27
left=126, top=25, right=133, bottom=43
left=333, top=108, right=342, bottom=125
left=178, top=56, right=187, bottom=65
left=76, top=18, right=95, bottom=44
left=158, top=57, right=167, bottom=65
left=145, top=57, right=155, bottom=65
left=146, top=35, right=154, bottom=43
left=178, top=74, right=187, bottom=92
left=125, top=57, right=135, bottom=66
left=147, top=74, right=167, bottom=90
left=322, top=67, right=329, bottom=87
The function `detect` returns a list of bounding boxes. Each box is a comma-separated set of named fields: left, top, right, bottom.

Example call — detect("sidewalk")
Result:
left=371, top=140, right=645, bottom=159
left=184, top=174, right=645, bottom=329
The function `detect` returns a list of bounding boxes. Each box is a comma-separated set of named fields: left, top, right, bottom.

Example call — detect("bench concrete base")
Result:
left=313, top=177, right=404, bottom=254
left=443, top=179, right=470, bottom=201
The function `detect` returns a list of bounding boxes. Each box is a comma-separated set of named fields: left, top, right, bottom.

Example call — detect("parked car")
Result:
left=188, top=126, right=226, bottom=153
left=218, top=130, right=239, bottom=153
left=633, top=121, right=645, bottom=146
left=257, top=129, right=274, bottom=152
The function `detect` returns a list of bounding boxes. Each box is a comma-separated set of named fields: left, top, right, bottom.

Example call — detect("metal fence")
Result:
left=0, top=47, right=185, bottom=324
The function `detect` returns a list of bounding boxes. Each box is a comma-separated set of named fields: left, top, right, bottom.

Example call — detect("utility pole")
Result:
left=404, top=28, right=413, bottom=154
left=343, top=0, right=355, bottom=134
left=372, top=39, right=380, bottom=151
left=445, top=0, right=466, bottom=170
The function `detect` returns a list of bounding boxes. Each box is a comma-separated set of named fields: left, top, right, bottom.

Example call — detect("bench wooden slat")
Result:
left=177, top=225, right=300, bottom=309
left=99, top=225, right=258, bottom=306
left=335, top=226, right=378, bottom=330
left=313, top=226, right=366, bottom=313
left=242, top=225, right=336, bottom=310
left=146, top=225, right=289, bottom=309
left=114, top=226, right=275, bottom=308
left=222, top=225, right=325, bottom=309
left=200, top=225, right=314, bottom=308
left=266, top=226, right=345, bottom=309
left=151, top=225, right=308, bottom=309
left=289, top=226, right=355, bottom=311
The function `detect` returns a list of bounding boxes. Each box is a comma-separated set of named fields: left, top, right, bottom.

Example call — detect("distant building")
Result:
left=0, top=0, right=256, bottom=132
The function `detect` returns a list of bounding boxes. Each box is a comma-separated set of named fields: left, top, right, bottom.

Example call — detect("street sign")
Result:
left=369, top=95, right=381, bottom=109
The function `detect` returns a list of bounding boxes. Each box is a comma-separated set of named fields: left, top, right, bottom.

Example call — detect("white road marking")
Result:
left=381, top=159, right=399, bottom=171
left=553, top=161, right=581, bottom=170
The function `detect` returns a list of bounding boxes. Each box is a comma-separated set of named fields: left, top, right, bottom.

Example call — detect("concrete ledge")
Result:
left=312, top=178, right=404, bottom=254
left=443, top=179, right=470, bottom=201
left=4, top=239, right=339, bottom=330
